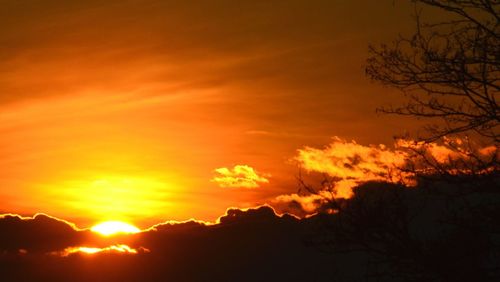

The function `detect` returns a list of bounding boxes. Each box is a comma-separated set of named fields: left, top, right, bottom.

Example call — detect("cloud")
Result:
left=58, top=244, right=148, bottom=256
left=0, top=206, right=300, bottom=257
left=216, top=205, right=299, bottom=225
left=0, top=207, right=338, bottom=281
left=1, top=179, right=498, bottom=282
left=211, top=165, right=270, bottom=188
left=294, top=136, right=498, bottom=197
left=296, top=137, right=406, bottom=179
left=395, top=137, right=498, bottom=164
left=0, top=213, right=146, bottom=256
left=0, top=213, right=89, bottom=254
left=272, top=191, right=337, bottom=217
left=294, top=137, right=406, bottom=197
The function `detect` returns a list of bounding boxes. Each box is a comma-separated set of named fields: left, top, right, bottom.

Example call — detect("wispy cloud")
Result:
left=212, top=165, right=270, bottom=188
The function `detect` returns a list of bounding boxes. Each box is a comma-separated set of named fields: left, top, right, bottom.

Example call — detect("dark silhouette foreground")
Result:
left=1, top=173, right=499, bottom=282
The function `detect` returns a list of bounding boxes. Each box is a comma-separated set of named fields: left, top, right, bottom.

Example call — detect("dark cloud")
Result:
left=0, top=206, right=345, bottom=281
left=0, top=213, right=90, bottom=253
left=1, top=178, right=500, bottom=281
left=0, top=213, right=142, bottom=254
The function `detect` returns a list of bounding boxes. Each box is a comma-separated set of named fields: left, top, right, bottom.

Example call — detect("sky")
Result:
left=0, top=0, right=430, bottom=228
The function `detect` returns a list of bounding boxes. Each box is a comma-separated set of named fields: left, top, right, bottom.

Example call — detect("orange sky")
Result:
left=0, top=0, right=435, bottom=228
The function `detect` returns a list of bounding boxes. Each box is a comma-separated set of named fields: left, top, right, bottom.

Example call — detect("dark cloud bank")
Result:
left=0, top=206, right=346, bottom=282
left=2, top=178, right=500, bottom=282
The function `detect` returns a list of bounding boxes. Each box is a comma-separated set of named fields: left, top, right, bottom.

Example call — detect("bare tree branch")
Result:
left=367, top=0, right=499, bottom=142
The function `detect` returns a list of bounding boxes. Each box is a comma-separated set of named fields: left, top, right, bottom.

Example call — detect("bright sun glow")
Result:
left=54, top=176, right=174, bottom=226
left=91, top=221, right=141, bottom=236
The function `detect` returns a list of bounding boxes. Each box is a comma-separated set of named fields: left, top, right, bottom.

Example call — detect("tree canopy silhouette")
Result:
left=367, top=0, right=499, bottom=142
left=299, top=2, right=500, bottom=280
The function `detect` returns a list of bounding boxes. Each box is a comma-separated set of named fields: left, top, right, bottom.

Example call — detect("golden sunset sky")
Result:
left=0, top=0, right=434, bottom=228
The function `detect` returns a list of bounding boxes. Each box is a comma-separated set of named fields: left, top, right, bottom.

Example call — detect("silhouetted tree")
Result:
left=367, top=0, right=499, bottom=142
left=301, top=1, right=500, bottom=281
left=302, top=178, right=499, bottom=281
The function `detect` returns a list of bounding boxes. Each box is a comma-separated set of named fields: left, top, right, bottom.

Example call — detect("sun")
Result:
left=91, top=221, right=141, bottom=236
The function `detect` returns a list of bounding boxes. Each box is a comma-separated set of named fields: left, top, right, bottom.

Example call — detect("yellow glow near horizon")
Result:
left=49, top=175, right=175, bottom=226
left=91, top=221, right=141, bottom=236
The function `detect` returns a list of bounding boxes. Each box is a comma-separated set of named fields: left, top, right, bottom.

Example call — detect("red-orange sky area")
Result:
left=1, top=0, right=441, bottom=228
